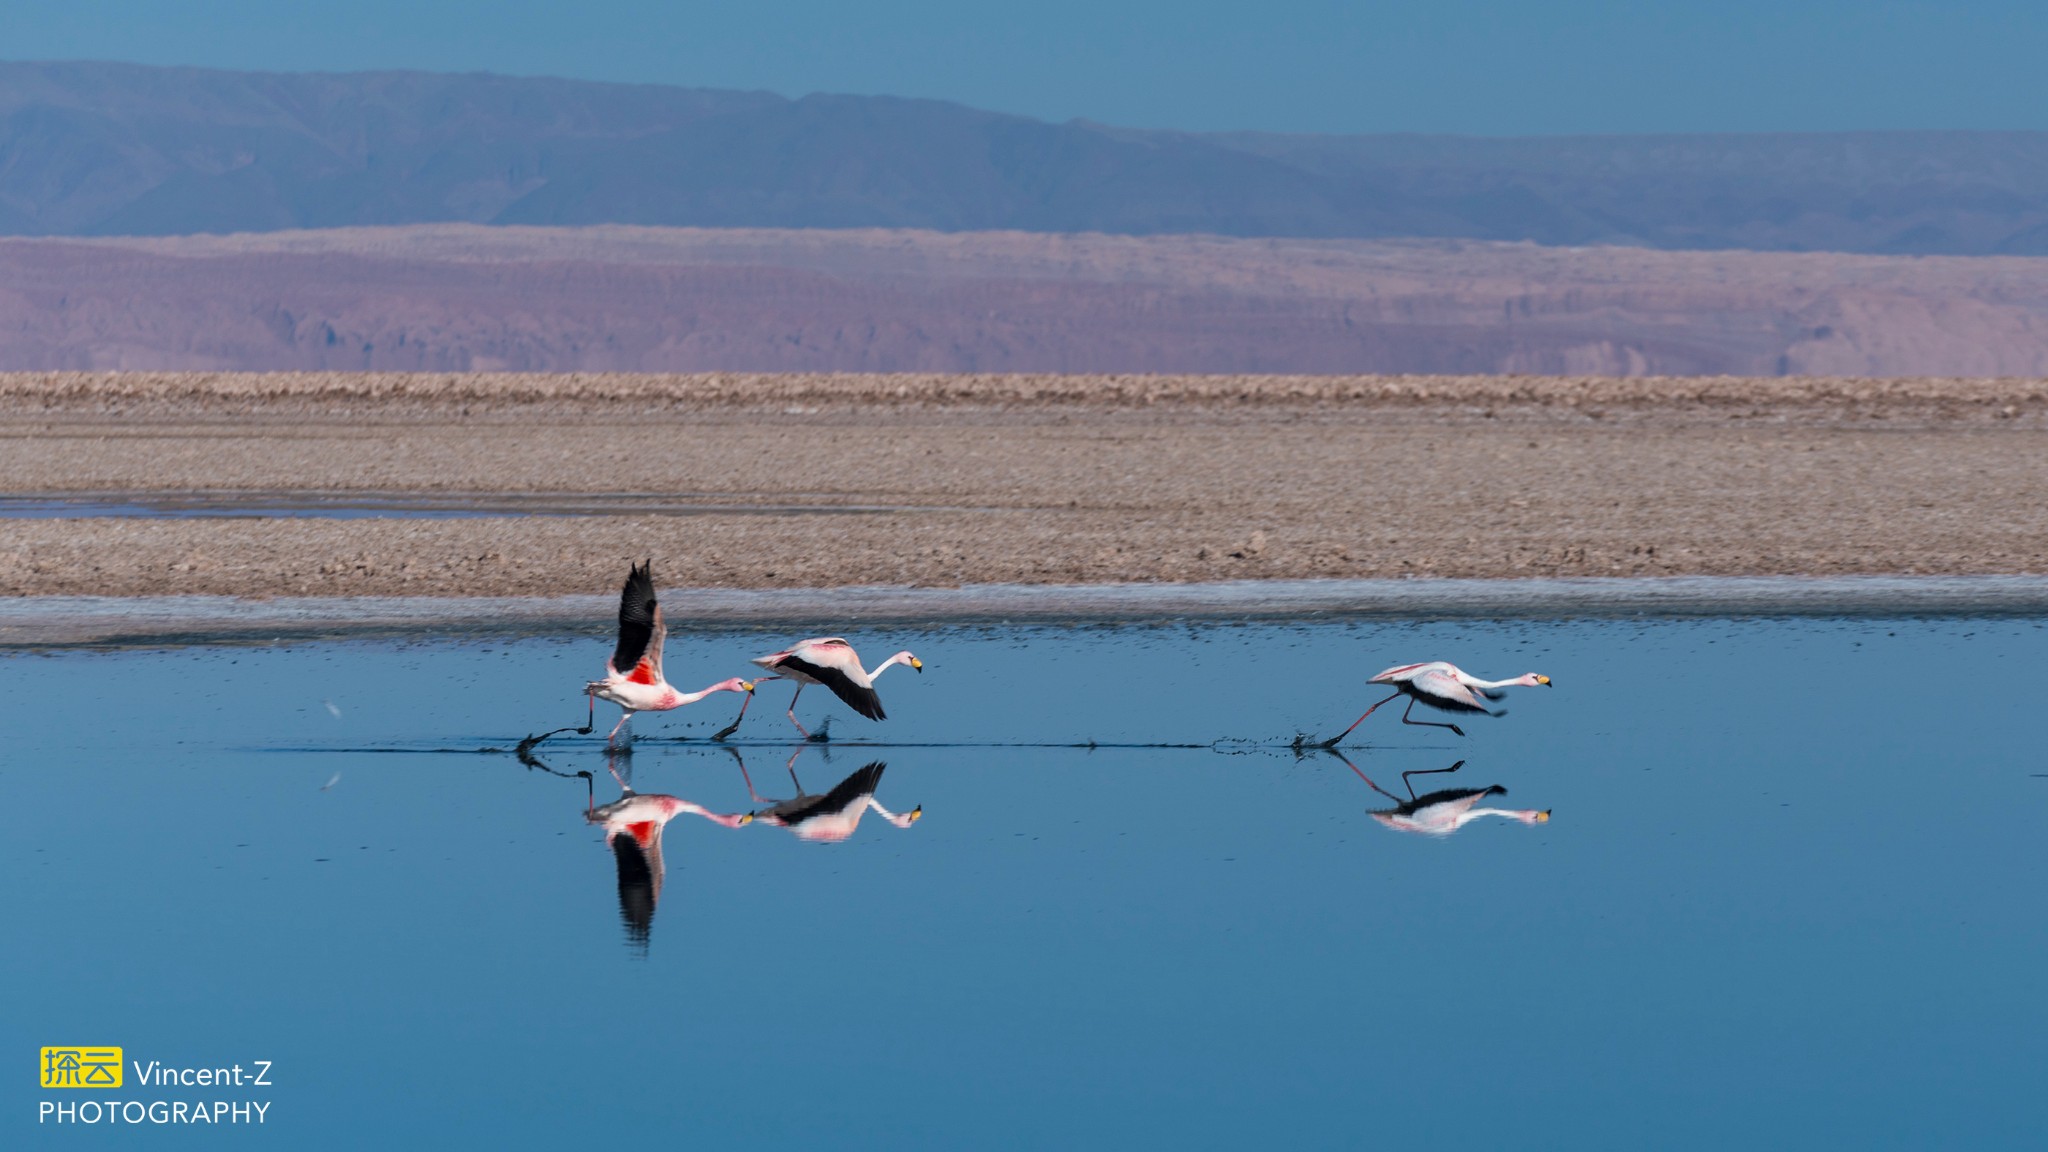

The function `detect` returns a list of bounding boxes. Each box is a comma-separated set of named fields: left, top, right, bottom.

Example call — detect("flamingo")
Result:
left=587, top=778, right=752, bottom=951
left=1320, top=661, right=1551, bottom=746
left=733, top=751, right=921, bottom=842
left=747, top=637, right=922, bottom=739
left=585, top=561, right=755, bottom=746
left=1332, top=754, right=1550, bottom=837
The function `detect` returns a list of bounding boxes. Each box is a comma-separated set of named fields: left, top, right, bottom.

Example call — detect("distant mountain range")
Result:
left=5, top=60, right=2048, bottom=254
left=7, top=227, right=2047, bottom=375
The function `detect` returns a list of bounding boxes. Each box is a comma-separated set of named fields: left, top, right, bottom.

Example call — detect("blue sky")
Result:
left=3, top=0, right=2044, bottom=135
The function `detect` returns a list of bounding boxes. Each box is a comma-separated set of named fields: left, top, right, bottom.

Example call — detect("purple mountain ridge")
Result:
left=4, top=60, right=2048, bottom=253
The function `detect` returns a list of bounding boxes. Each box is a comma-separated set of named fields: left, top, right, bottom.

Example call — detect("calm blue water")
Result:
left=6, top=616, right=2046, bottom=1148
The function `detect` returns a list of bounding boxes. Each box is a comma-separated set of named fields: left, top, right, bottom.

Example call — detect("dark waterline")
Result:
left=6, top=616, right=2045, bottom=1148
left=11, top=575, right=2048, bottom=651
left=0, top=491, right=963, bottom=520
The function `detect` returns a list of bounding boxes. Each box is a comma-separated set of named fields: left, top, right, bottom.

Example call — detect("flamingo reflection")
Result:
left=730, top=748, right=922, bottom=842
left=572, top=751, right=753, bottom=951
left=1327, top=752, right=1550, bottom=837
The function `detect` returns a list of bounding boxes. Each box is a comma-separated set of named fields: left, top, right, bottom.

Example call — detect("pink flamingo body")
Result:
left=585, top=561, right=754, bottom=745
left=587, top=790, right=751, bottom=950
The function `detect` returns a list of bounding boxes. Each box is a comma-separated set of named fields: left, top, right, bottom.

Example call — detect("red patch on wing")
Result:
left=626, top=821, right=657, bottom=846
left=626, top=657, right=659, bottom=685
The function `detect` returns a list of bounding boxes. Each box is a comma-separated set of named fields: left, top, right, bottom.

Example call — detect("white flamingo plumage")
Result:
left=735, top=753, right=922, bottom=843
left=585, top=561, right=755, bottom=746
left=1332, top=756, right=1550, bottom=837
left=1321, top=661, right=1551, bottom=746
left=747, top=637, right=922, bottom=739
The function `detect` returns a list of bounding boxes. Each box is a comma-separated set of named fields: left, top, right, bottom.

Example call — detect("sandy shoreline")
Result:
left=2, top=372, right=2044, bottom=600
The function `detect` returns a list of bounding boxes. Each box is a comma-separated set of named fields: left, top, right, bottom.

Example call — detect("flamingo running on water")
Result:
left=585, top=561, right=755, bottom=746
left=588, top=786, right=752, bottom=951
left=746, top=637, right=922, bottom=740
left=733, top=751, right=921, bottom=842
left=1333, top=754, right=1550, bottom=837
left=1320, top=661, right=1551, bottom=746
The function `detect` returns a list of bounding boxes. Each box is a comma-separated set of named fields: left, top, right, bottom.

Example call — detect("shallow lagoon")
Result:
left=7, top=615, right=2046, bottom=1148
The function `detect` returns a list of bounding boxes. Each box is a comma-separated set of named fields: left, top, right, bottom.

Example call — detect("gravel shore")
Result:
left=2, top=372, right=2043, bottom=598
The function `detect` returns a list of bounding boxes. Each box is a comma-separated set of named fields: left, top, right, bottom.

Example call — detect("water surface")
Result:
left=5, top=616, right=2045, bottom=1147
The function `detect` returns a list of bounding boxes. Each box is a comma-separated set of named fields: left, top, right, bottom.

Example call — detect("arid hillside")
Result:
left=3, top=227, right=2048, bottom=375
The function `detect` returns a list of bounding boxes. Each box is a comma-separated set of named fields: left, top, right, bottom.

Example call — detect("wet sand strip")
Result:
left=8, top=575, right=2048, bottom=650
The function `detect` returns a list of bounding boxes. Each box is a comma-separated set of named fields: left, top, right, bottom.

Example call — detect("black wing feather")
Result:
left=1401, top=683, right=1493, bottom=714
left=609, top=833, right=659, bottom=951
left=780, top=654, right=886, bottom=720
left=771, top=762, right=887, bottom=825
left=1401, top=785, right=1507, bottom=812
left=610, top=560, right=658, bottom=674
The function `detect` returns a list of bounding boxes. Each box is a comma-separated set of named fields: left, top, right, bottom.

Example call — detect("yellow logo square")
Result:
left=40, top=1047, right=122, bottom=1089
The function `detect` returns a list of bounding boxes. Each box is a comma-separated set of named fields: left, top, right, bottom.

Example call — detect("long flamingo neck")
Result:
left=1466, top=807, right=1547, bottom=826
left=865, top=652, right=913, bottom=680
left=674, top=680, right=743, bottom=706
left=869, top=798, right=920, bottom=829
left=672, top=800, right=749, bottom=828
left=1468, top=673, right=1539, bottom=690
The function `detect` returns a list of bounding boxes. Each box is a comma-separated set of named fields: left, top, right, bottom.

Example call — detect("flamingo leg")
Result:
left=1400, top=759, right=1466, bottom=801
left=1323, top=749, right=1406, bottom=804
left=784, top=684, right=812, bottom=739
left=583, top=689, right=596, bottom=735
left=731, top=755, right=779, bottom=806
left=712, top=690, right=754, bottom=742
left=606, top=709, right=634, bottom=747
left=1319, top=692, right=1401, bottom=748
left=1401, top=697, right=1466, bottom=737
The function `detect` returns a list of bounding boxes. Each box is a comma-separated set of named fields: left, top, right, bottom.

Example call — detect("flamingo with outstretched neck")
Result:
left=1320, top=661, right=1551, bottom=746
left=1332, top=754, right=1550, bottom=837
left=732, top=750, right=921, bottom=842
left=585, top=561, right=755, bottom=746
left=587, top=786, right=751, bottom=949
left=746, top=637, right=922, bottom=739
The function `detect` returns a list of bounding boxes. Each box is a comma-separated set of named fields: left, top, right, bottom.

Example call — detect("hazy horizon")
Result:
left=10, top=55, right=2048, bottom=144
left=2, top=0, right=2044, bottom=137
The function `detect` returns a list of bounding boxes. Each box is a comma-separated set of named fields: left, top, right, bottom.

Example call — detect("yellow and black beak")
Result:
left=1537, top=675, right=1552, bottom=686
left=740, top=680, right=757, bottom=692
left=910, top=657, right=924, bottom=673
left=907, top=806, right=924, bottom=822
left=1535, top=810, right=1552, bottom=823
left=737, top=813, right=755, bottom=826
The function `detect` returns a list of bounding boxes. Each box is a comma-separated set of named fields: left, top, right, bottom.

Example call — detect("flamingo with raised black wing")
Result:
left=588, top=786, right=752, bottom=951
left=748, top=637, right=921, bottom=739
left=733, top=752, right=921, bottom=843
left=1319, top=661, right=1550, bottom=746
left=1331, top=754, right=1550, bottom=837
left=585, top=560, right=755, bottom=746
